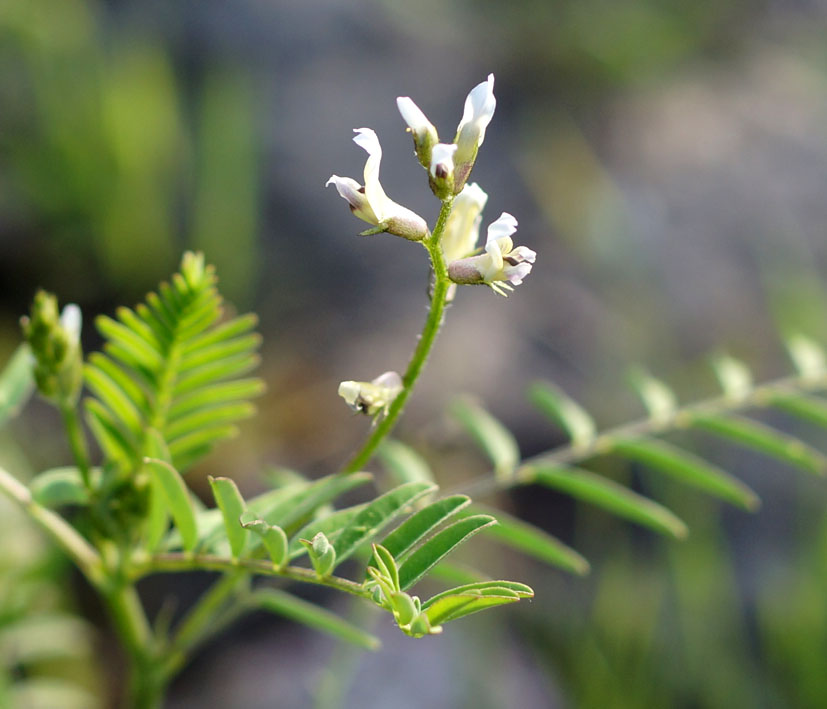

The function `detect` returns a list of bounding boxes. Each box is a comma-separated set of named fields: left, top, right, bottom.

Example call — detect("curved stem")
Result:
left=343, top=199, right=455, bottom=473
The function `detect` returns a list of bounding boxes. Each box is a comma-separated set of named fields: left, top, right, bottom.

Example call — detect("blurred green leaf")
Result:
left=688, top=413, right=827, bottom=476
left=767, top=393, right=827, bottom=428
left=451, top=398, right=520, bottom=481
left=608, top=436, right=762, bottom=509
left=529, top=380, right=597, bottom=448
left=251, top=589, right=380, bottom=651
left=144, top=458, right=197, bottom=552
left=29, top=467, right=92, bottom=507
left=208, top=476, right=247, bottom=559
left=378, top=439, right=435, bottom=485
left=0, top=345, right=34, bottom=428
left=528, top=463, right=690, bottom=537
left=470, top=504, right=590, bottom=575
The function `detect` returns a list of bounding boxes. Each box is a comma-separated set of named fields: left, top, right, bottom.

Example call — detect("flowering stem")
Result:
left=343, top=198, right=455, bottom=473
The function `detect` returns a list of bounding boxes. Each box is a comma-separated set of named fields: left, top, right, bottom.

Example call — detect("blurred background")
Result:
left=2, top=0, right=827, bottom=706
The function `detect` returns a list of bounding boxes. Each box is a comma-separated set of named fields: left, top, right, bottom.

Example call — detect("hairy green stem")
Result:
left=344, top=199, right=455, bottom=473
left=0, top=465, right=104, bottom=585
left=132, top=553, right=373, bottom=599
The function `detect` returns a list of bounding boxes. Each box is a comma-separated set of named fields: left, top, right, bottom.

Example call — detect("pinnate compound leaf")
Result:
left=252, top=589, right=380, bottom=650
left=688, top=413, right=827, bottom=476
left=451, top=398, right=520, bottom=481
left=529, top=380, right=596, bottom=449
left=527, top=463, right=690, bottom=538
left=208, top=476, right=247, bottom=558
left=378, top=439, right=435, bottom=484
left=0, top=344, right=34, bottom=428
left=143, top=457, right=197, bottom=551
left=397, top=514, right=496, bottom=591
left=468, top=504, right=590, bottom=575
left=332, top=481, right=436, bottom=564
left=86, top=252, right=262, bottom=474
left=608, top=436, right=761, bottom=509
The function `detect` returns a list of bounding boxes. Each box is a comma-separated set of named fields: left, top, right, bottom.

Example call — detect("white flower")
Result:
left=453, top=74, right=496, bottom=192
left=327, top=128, right=428, bottom=241
left=440, top=182, right=488, bottom=263
left=447, top=212, right=536, bottom=296
left=338, top=371, right=403, bottom=417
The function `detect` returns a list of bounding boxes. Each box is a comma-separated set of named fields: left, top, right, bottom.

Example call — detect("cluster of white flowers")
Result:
left=330, top=75, right=537, bottom=412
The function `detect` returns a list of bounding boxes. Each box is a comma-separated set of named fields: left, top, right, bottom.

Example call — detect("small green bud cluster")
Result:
left=20, top=291, right=83, bottom=405
left=366, top=544, right=440, bottom=638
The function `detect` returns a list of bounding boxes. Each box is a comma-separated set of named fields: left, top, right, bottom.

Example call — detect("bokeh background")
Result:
left=2, top=0, right=827, bottom=707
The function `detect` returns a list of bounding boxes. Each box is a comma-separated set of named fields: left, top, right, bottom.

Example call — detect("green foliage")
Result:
left=84, top=251, right=262, bottom=477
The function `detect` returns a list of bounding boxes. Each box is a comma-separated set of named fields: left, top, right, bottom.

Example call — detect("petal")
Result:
left=441, top=182, right=488, bottom=262
left=353, top=128, right=392, bottom=221
left=509, top=245, right=537, bottom=264
left=396, top=97, right=433, bottom=135
left=485, top=212, right=518, bottom=245
left=326, top=175, right=378, bottom=224
left=60, top=304, right=82, bottom=345
left=430, top=143, right=457, bottom=179
left=484, top=237, right=504, bottom=273
left=504, top=262, right=533, bottom=285
left=372, top=371, right=403, bottom=390
left=456, top=73, right=496, bottom=147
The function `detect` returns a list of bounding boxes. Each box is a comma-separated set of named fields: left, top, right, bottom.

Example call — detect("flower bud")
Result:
left=453, top=74, right=496, bottom=193
left=397, top=96, right=439, bottom=170
left=20, top=292, right=83, bottom=404
left=428, top=143, right=458, bottom=201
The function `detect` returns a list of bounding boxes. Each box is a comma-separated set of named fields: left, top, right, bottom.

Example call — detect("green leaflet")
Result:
left=208, top=476, right=247, bottom=559
left=332, top=482, right=436, bottom=564
left=397, top=514, right=496, bottom=591
left=688, top=413, right=827, bottom=476
left=529, top=380, right=596, bottom=448
left=423, top=588, right=521, bottom=627
left=29, top=467, right=94, bottom=507
left=468, top=504, right=590, bottom=575
left=451, top=398, right=520, bottom=481
left=607, top=436, right=761, bottom=510
left=144, top=458, right=197, bottom=552
left=628, top=368, right=678, bottom=424
left=379, top=494, right=471, bottom=561
left=378, top=439, right=435, bottom=485
left=0, top=344, right=34, bottom=428
left=251, top=589, right=380, bottom=651
left=422, top=581, right=533, bottom=626
left=241, top=518, right=288, bottom=568
left=254, top=472, right=373, bottom=536
left=767, top=392, right=827, bottom=428
left=528, top=463, right=690, bottom=538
